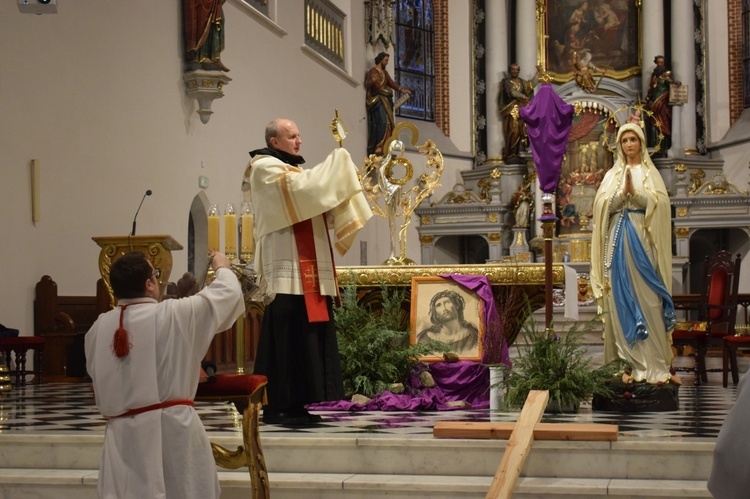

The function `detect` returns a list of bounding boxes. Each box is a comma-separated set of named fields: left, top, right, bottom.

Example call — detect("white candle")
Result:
left=208, top=215, right=220, bottom=251
left=224, top=213, right=237, bottom=256
left=241, top=213, right=254, bottom=255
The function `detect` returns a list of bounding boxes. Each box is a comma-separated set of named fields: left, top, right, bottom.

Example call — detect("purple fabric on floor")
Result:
left=308, top=361, right=490, bottom=411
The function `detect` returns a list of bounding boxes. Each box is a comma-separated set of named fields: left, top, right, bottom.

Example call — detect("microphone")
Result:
left=130, top=190, right=152, bottom=236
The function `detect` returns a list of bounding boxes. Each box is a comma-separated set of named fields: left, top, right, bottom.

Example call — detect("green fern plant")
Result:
left=334, top=282, right=449, bottom=397
left=501, top=307, right=626, bottom=413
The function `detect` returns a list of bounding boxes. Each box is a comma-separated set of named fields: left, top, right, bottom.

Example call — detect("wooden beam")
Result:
left=486, top=390, right=549, bottom=499
left=433, top=421, right=618, bottom=441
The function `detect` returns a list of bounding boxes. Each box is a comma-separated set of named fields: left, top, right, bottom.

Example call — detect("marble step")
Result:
left=0, top=433, right=715, bottom=481
left=0, top=469, right=711, bottom=498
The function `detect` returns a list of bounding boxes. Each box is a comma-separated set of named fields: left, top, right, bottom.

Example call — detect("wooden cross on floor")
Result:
left=432, top=390, right=619, bottom=499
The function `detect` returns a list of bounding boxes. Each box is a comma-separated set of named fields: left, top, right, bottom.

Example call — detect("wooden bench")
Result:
left=33, top=275, right=108, bottom=379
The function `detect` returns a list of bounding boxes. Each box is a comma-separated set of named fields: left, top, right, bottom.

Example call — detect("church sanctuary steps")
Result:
left=0, top=432, right=714, bottom=498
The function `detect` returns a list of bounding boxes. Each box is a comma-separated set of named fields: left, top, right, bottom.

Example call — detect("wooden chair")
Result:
left=672, top=251, right=741, bottom=385
left=195, top=373, right=270, bottom=499
left=723, top=334, right=750, bottom=387
left=0, top=336, right=47, bottom=386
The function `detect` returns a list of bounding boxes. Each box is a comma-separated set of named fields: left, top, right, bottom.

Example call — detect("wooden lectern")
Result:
left=92, top=234, right=183, bottom=309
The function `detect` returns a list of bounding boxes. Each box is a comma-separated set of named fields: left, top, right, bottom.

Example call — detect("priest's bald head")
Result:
left=265, top=118, right=302, bottom=156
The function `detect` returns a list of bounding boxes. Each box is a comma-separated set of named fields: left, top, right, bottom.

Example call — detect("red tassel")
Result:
left=111, top=304, right=134, bottom=358
left=112, top=327, right=132, bottom=358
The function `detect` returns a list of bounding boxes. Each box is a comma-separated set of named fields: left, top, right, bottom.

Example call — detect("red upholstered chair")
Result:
left=195, top=373, right=269, bottom=499
left=672, top=251, right=741, bottom=385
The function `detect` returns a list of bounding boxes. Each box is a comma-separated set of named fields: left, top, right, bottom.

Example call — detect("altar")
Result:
left=336, top=263, right=562, bottom=347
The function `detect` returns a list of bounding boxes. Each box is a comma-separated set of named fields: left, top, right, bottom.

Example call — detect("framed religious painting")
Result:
left=537, top=0, right=642, bottom=84
left=410, top=276, right=484, bottom=362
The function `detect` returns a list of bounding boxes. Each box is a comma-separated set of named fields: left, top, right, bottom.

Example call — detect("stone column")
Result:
left=484, top=0, right=508, bottom=163
left=641, top=0, right=665, bottom=99
left=671, top=0, right=697, bottom=156
left=516, top=0, right=537, bottom=82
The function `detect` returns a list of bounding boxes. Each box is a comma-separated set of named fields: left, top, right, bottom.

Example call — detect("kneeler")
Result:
left=195, top=373, right=270, bottom=499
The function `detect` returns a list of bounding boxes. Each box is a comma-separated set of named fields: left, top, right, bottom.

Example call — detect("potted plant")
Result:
left=334, top=282, right=449, bottom=398
left=499, top=306, right=625, bottom=413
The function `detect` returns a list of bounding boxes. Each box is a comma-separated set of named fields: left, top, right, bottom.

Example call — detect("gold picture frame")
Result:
left=537, top=0, right=642, bottom=84
left=409, top=276, right=484, bottom=362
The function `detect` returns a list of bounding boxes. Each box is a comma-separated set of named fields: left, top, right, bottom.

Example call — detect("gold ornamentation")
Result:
left=688, top=169, right=705, bottom=195
left=360, top=122, right=443, bottom=265
left=329, top=109, right=347, bottom=147
left=676, top=207, right=688, bottom=217
left=488, top=232, right=502, bottom=242
left=674, top=163, right=687, bottom=173
left=489, top=213, right=499, bottom=223
left=478, top=178, right=491, bottom=200
left=384, top=157, right=413, bottom=185
left=491, top=168, right=502, bottom=179
left=599, top=104, right=662, bottom=153
left=200, top=384, right=269, bottom=498
left=336, top=264, right=564, bottom=287
left=419, top=234, right=434, bottom=245
left=675, top=227, right=690, bottom=238
left=515, top=252, right=533, bottom=263
left=689, top=172, right=749, bottom=195
left=569, top=239, right=591, bottom=262
left=93, top=235, right=182, bottom=309
left=420, top=215, right=431, bottom=225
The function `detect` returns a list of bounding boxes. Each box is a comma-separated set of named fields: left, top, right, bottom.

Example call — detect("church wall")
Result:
left=0, top=0, right=375, bottom=337
left=0, top=0, right=479, bottom=339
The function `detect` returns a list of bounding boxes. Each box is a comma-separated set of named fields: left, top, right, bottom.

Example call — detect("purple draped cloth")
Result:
left=440, top=273, right=511, bottom=367
left=519, top=83, right=574, bottom=193
left=308, top=361, right=490, bottom=411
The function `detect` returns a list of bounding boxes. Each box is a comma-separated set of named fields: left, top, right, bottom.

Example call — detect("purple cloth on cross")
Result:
left=519, top=83, right=574, bottom=194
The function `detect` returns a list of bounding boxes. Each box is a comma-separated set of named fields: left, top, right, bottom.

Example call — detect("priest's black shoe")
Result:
left=263, top=409, right=322, bottom=426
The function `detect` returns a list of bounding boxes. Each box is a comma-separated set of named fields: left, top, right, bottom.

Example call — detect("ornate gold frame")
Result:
left=536, top=0, right=642, bottom=84
left=410, top=276, right=485, bottom=362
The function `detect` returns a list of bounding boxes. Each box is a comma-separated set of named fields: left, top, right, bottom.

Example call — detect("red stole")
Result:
left=292, top=219, right=330, bottom=322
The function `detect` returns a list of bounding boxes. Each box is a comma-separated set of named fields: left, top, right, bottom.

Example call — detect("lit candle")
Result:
left=241, top=212, right=254, bottom=257
left=207, top=204, right=220, bottom=250
left=224, top=204, right=237, bottom=258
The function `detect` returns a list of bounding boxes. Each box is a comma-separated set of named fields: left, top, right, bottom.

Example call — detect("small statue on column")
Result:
left=498, top=64, right=538, bottom=163
left=645, top=55, right=678, bottom=157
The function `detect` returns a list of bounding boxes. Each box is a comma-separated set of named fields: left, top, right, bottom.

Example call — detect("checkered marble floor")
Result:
left=0, top=355, right=745, bottom=440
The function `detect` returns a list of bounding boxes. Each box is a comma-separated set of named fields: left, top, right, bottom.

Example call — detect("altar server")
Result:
left=86, top=250, right=243, bottom=499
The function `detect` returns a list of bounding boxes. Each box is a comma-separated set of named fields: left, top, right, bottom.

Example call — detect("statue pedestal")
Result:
left=92, top=234, right=183, bottom=309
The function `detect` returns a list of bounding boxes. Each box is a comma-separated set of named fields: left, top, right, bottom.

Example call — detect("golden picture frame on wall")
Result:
left=410, top=276, right=484, bottom=362
left=537, top=0, right=642, bottom=84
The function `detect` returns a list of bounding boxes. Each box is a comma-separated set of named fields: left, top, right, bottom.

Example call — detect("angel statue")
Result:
left=360, top=123, right=443, bottom=265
